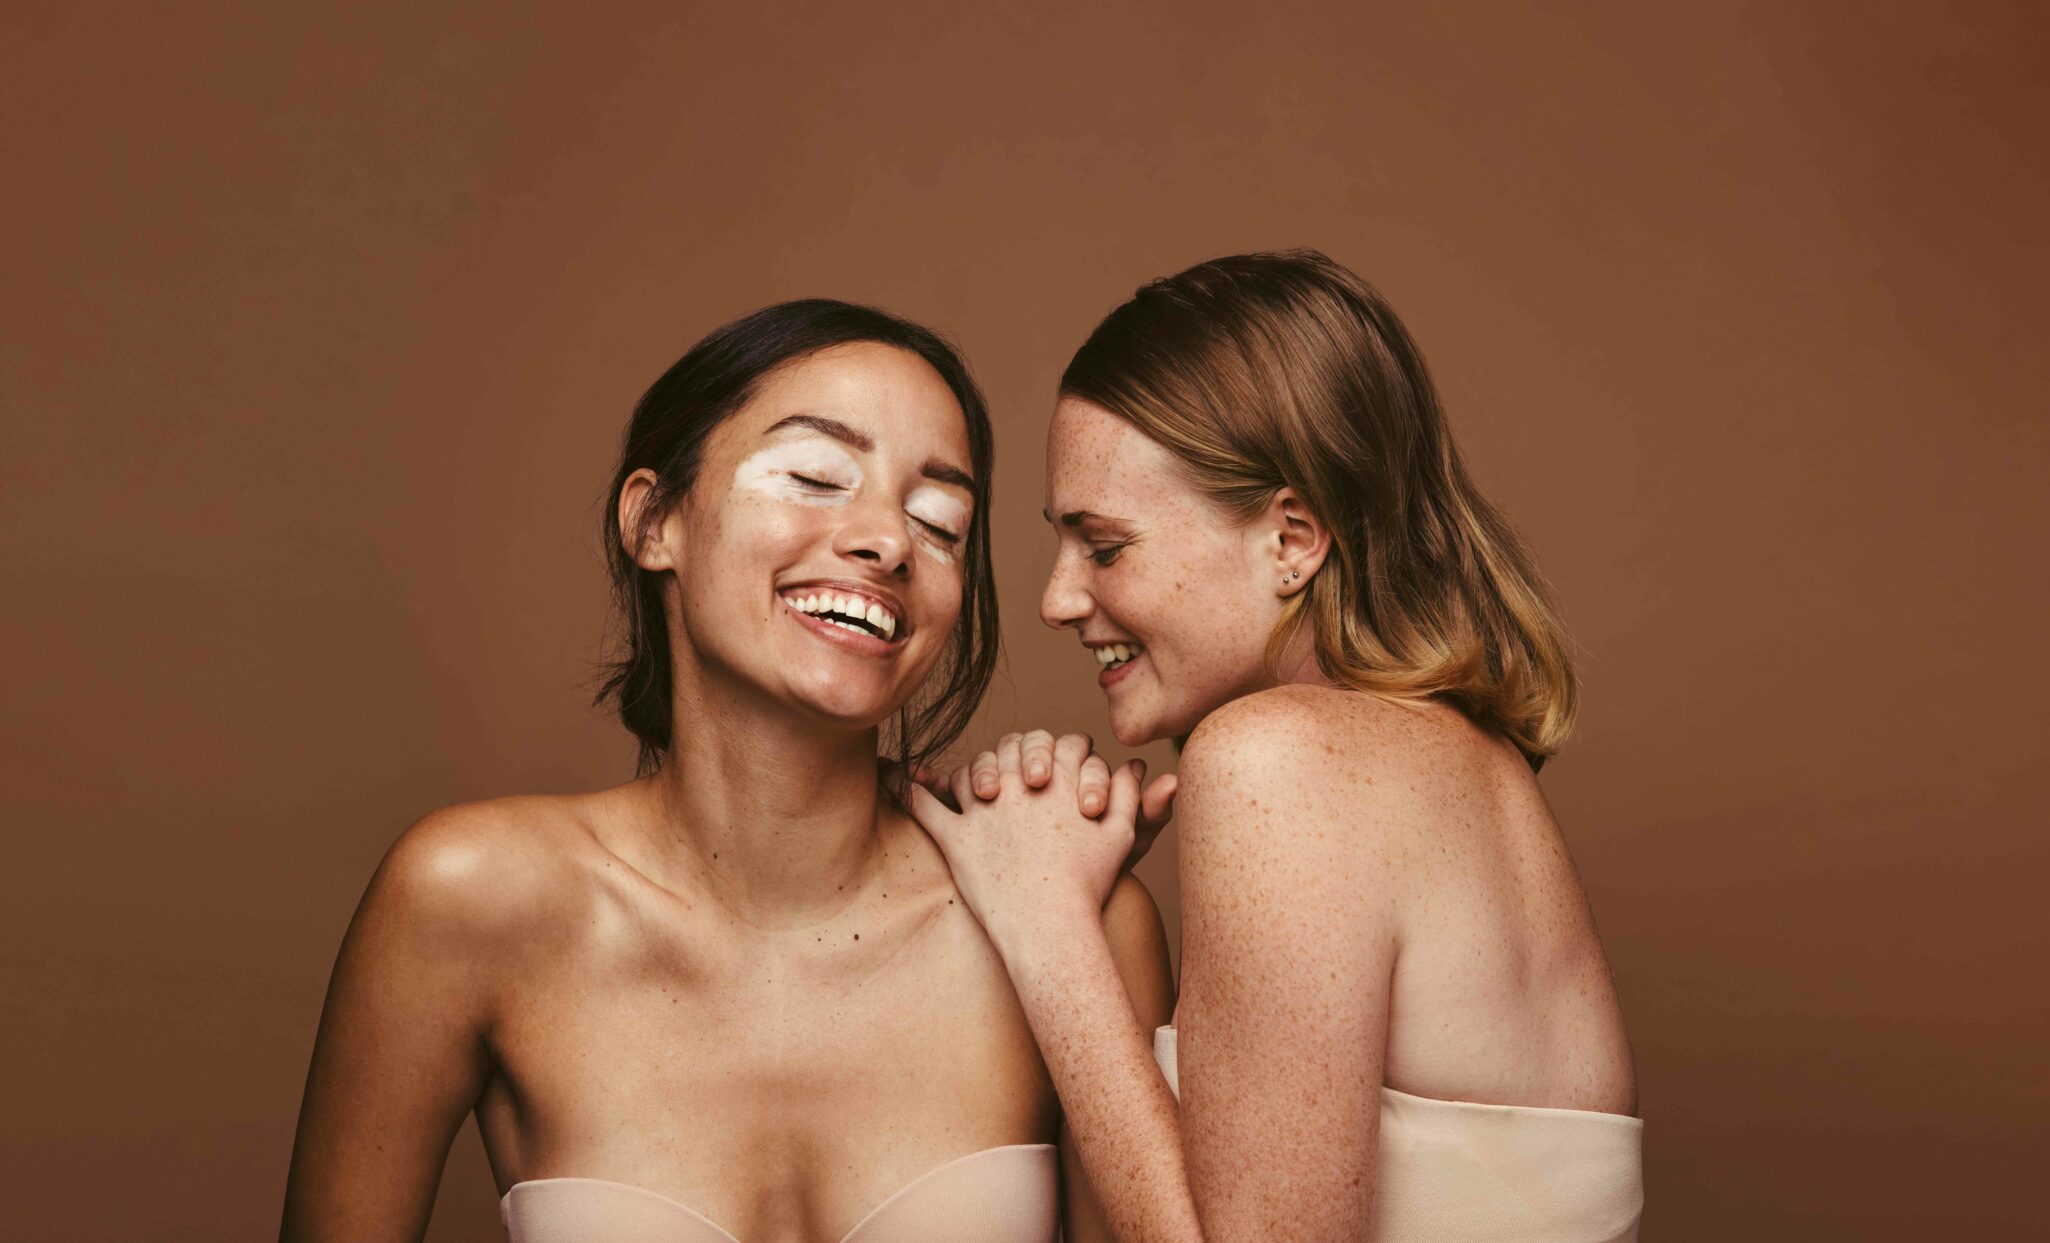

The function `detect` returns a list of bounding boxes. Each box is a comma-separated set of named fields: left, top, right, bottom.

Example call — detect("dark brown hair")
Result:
left=1062, top=250, right=1576, bottom=764
left=597, top=299, right=999, bottom=776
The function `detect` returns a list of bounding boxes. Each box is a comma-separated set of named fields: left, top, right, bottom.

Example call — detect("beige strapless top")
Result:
left=500, top=1143, right=1057, bottom=1243
left=1154, top=1026, right=1643, bottom=1242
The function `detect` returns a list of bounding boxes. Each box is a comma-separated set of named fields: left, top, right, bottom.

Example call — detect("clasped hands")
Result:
left=891, top=732, right=1177, bottom=949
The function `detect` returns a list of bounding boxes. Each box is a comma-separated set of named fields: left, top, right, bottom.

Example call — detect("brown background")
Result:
left=4, top=2, right=2045, bottom=1239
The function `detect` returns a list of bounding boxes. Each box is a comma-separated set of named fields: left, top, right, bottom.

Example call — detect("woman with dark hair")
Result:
left=908, top=252, right=1644, bottom=1241
left=281, top=300, right=1173, bottom=1243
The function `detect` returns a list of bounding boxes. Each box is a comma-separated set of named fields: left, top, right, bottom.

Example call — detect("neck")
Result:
left=627, top=657, right=895, bottom=927
left=1176, top=627, right=1336, bottom=751
left=1270, top=624, right=1335, bottom=689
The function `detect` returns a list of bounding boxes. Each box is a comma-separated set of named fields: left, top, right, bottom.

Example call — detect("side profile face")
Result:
left=628, top=342, right=975, bottom=729
left=1042, top=396, right=1309, bottom=745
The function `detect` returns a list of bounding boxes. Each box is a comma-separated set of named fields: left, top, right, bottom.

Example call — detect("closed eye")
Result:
left=788, top=474, right=848, bottom=492
left=1089, top=542, right=1128, bottom=566
left=915, top=519, right=962, bottom=545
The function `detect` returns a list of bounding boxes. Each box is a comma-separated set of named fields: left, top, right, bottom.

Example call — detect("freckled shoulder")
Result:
left=1176, top=686, right=1489, bottom=865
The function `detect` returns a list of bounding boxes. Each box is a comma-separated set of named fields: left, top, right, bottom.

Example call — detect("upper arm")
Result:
left=1060, top=871, right=1178, bottom=1243
left=281, top=805, right=527, bottom=1242
left=1175, top=695, right=1400, bottom=1238
left=1102, top=871, right=1177, bottom=1030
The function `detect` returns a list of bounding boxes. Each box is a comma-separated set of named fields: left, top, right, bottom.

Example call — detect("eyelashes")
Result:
left=787, top=474, right=964, bottom=546
left=1089, top=541, right=1129, bottom=566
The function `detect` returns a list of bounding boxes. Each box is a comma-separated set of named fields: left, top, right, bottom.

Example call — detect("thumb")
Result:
left=1105, top=759, right=1144, bottom=829
left=902, top=779, right=961, bottom=845
left=1139, top=773, right=1179, bottom=832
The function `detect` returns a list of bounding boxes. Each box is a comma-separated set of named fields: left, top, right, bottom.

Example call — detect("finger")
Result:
left=1053, top=732, right=1093, bottom=783
left=903, top=780, right=959, bottom=842
left=1127, top=819, right=1164, bottom=872
left=1077, top=754, right=1111, bottom=817
left=1106, top=758, right=1144, bottom=829
left=971, top=749, right=1002, bottom=800
left=996, top=732, right=1025, bottom=793
left=1139, top=773, right=1179, bottom=833
left=906, top=762, right=959, bottom=812
left=950, top=763, right=978, bottom=810
left=1020, top=729, right=1056, bottom=787
left=1125, top=770, right=1177, bottom=872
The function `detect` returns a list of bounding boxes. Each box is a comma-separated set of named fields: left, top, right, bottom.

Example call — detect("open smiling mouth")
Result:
left=1093, top=642, right=1143, bottom=680
left=778, top=589, right=901, bottom=643
left=1095, top=642, right=1141, bottom=670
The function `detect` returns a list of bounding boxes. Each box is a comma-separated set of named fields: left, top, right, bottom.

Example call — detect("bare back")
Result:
left=1364, top=701, right=1635, bottom=1114
left=1181, top=686, right=1635, bottom=1117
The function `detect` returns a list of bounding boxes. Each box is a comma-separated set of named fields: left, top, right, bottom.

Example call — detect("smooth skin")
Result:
left=905, top=397, right=1635, bottom=1240
left=280, top=349, right=1175, bottom=1243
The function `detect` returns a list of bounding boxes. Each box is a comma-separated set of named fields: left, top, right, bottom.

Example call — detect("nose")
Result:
left=1040, top=548, right=1095, bottom=629
left=833, top=493, right=913, bottom=574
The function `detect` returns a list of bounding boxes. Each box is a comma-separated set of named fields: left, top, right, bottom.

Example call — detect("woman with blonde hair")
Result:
left=908, top=251, right=1644, bottom=1241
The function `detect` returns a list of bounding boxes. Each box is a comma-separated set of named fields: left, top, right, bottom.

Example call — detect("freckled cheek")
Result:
left=1142, top=548, right=1238, bottom=684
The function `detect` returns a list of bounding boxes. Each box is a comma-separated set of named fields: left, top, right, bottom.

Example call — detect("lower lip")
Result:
left=1098, top=652, right=1142, bottom=688
left=783, top=598, right=901, bottom=657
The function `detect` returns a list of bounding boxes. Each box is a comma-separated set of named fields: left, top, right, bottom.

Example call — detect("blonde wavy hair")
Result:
left=1060, top=249, right=1578, bottom=765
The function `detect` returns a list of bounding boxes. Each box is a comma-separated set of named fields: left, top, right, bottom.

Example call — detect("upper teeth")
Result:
left=1095, top=644, right=1136, bottom=666
left=785, top=591, right=896, bottom=639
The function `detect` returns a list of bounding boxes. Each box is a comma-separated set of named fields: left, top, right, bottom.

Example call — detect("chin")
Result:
left=782, top=670, right=902, bottom=727
left=1107, top=698, right=1172, bottom=747
left=1113, top=689, right=1221, bottom=748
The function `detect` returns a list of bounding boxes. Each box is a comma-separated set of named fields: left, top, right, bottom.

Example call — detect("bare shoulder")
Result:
left=1177, top=686, right=1515, bottom=876
left=1187, top=684, right=1498, bottom=775
left=1186, top=685, right=1513, bottom=804
left=363, top=792, right=599, bottom=950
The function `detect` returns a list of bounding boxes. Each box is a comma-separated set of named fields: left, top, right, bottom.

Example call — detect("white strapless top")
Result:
left=1153, top=1025, right=1643, bottom=1242
left=501, top=1144, right=1056, bottom=1243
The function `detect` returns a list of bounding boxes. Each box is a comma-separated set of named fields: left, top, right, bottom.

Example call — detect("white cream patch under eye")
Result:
left=905, top=484, right=970, bottom=564
left=731, top=438, right=863, bottom=504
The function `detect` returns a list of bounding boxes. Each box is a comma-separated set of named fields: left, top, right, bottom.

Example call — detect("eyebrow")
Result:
left=767, top=414, right=975, bottom=492
left=1043, top=507, right=1129, bottom=527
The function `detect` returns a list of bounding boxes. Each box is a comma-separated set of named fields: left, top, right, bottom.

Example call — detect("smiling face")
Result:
left=629, top=342, right=975, bottom=730
left=1041, top=396, right=1291, bottom=745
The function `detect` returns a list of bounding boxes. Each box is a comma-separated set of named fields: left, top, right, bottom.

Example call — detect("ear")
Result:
left=1261, top=487, right=1330, bottom=598
left=618, top=468, right=678, bottom=572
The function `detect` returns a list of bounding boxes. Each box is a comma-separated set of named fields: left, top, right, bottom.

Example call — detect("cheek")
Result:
left=683, top=494, right=824, bottom=597
left=1132, top=539, right=1266, bottom=682
left=915, top=560, right=967, bottom=636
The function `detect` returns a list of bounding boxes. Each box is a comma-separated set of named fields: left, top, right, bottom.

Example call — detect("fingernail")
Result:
left=1028, top=764, right=1047, bottom=780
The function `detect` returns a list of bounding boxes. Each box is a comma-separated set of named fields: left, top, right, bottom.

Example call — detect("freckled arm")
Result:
left=995, top=708, right=1393, bottom=1241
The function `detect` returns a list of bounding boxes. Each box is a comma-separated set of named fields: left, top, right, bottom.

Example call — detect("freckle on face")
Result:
left=1046, top=397, right=1279, bottom=742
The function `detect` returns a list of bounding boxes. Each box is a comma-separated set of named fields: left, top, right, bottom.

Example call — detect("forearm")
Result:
left=999, top=911, right=1203, bottom=1243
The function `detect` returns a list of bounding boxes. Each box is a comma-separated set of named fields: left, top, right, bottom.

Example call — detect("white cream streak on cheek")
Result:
left=906, top=484, right=969, bottom=565
left=731, top=440, right=861, bottom=504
